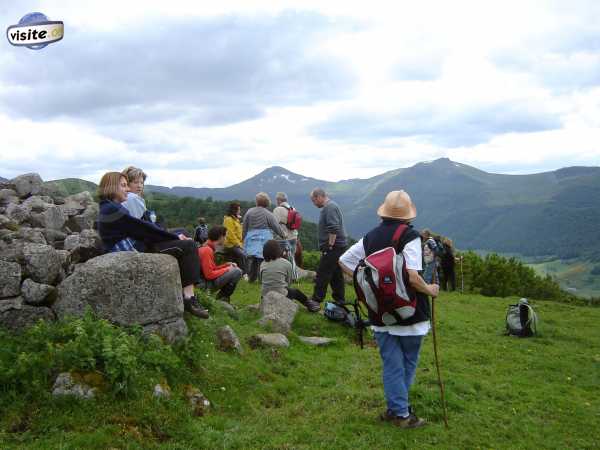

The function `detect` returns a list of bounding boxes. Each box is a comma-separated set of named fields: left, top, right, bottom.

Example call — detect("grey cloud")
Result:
left=0, top=12, right=356, bottom=126
left=491, top=22, right=600, bottom=91
left=311, top=102, right=561, bottom=147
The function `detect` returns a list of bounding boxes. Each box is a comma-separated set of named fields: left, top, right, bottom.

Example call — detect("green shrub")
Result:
left=0, top=311, right=189, bottom=399
left=457, top=251, right=578, bottom=303
left=302, top=251, right=320, bottom=271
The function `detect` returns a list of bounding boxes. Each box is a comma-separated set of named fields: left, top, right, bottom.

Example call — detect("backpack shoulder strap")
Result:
left=392, top=224, right=420, bottom=253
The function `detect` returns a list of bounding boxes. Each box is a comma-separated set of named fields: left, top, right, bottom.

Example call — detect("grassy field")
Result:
left=1, top=280, right=599, bottom=449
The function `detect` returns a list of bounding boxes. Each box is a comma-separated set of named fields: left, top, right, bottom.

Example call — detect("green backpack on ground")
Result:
left=506, top=298, right=538, bottom=337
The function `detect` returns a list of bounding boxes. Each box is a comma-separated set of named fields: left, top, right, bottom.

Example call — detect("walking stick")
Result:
left=460, top=255, right=464, bottom=294
left=431, top=267, right=449, bottom=429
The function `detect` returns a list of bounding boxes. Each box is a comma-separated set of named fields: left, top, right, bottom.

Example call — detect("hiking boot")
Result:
left=304, top=298, right=321, bottom=313
left=380, top=410, right=426, bottom=429
left=183, top=296, right=209, bottom=319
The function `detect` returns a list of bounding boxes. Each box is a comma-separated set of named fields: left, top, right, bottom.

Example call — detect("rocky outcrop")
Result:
left=52, top=372, right=96, bottom=399
left=0, top=297, right=55, bottom=331
left=21, top=279, right=57, bottom=306
left=21, top=243, right=61, bottom=284
left=63, top=229, right=103, bottom=264
left=299, top=336, right=335, bottom=346
left=0, top=172, right=189, bottom=343
left=54, top=252, right=187, bottom=343
left=11, top=173, right=43, bottom=198
left=216, top=325, right=243, bottom=353
left=0, top=260, right=21, bottom=298
left=257, top=291, right=299, bottom=335
left=248, top=333, right=290, bottom=348
left=0, top=173, right=103, bottom=332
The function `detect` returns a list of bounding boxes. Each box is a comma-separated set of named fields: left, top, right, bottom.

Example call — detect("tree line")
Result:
left=144, top=192, right=319, bottom=251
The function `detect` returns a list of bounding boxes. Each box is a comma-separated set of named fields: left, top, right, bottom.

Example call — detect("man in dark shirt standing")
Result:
left=305, top=188, right=347, bottom=312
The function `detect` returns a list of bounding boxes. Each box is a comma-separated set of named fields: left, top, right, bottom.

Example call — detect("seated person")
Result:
left=198, top=226, right=243, bottom=302
left=194, top=217, right=209, bottom=245
left=121, top=166, right=148, bottom=219
left=97, top=171, right=208, bottom=319
left=259, top=240, right=309, bottom=309
left=223, top=202, right=247, bottom=276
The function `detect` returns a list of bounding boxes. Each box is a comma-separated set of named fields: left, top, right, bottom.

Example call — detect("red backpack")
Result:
left=353, top=224, right=417, bottom=326
left=284, top=205, right=302, bottom=230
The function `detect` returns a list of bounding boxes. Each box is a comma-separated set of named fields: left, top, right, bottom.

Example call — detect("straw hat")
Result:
left=377, top=190, right=417, bottom=220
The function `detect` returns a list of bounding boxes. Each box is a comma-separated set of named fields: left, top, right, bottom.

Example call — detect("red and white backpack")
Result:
left=353, top=225, right=417, bottom=326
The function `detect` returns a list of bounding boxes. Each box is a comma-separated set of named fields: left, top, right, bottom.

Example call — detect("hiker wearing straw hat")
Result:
left=339, top=190, right=439, bottom=429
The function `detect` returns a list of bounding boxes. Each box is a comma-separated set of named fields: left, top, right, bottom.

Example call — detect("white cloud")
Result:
left=1, top=0, right=599, bottom=187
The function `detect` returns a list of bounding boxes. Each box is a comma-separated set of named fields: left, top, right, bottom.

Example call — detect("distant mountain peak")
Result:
left=249, top=166, right=316, bottom=186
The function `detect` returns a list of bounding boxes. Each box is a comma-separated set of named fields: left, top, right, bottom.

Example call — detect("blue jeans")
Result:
left=374, top=332, right=424, bottom=417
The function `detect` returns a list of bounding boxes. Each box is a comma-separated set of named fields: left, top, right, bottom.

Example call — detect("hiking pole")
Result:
left=431, top=267, right=449, bottom=429
left=460, top=255, right=464, bottom=294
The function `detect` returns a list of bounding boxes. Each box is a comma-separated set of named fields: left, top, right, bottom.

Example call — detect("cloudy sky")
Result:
left=1, top=0, right=599, bottom=187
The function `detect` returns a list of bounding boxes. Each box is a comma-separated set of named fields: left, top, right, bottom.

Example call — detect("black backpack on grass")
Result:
left=324, top=301, right=371, bottom=348
left=506, top=298, right=538, bottom=337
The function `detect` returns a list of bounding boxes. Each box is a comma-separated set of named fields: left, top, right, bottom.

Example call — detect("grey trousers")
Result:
left=213, top=267, right=243, bottom=298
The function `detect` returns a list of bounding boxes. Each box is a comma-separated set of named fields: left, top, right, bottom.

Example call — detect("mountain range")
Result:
left=7, top=158, right=599, bottom=259
left=143, top=158, right=600, bottom=259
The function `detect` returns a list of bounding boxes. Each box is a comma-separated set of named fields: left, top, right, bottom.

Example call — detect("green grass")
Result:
left=1, top=281, right=599, bottom=449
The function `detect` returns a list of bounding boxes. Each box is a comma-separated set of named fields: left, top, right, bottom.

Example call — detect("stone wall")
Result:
left=0, top=173, right=187, bottom=342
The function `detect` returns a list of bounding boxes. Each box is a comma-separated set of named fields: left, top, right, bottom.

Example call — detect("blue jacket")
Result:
left=98, top=200, right=178, bottom=252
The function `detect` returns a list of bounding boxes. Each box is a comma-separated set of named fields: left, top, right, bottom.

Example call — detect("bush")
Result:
left=0, top=311, right=187, bottom=398
left=302, top=251, right=320, bottom=271
left=456, top=251, right=577, bottom=303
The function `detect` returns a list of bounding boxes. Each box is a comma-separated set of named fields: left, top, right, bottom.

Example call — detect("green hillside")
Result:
left=144, top=159, right=600, bottom=263
left=528, top=258, right=600, bottom=298
left=44, top=178, right=98, bottom=197
left=1, top=283, right=599, bottom=449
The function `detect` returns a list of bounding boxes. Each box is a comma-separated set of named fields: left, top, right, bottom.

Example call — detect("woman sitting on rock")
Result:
left=259, top=239, right=310, bottom=310
left=97, top=171, right=208, bottom=319
left=243, top=192, right=286, bottom=282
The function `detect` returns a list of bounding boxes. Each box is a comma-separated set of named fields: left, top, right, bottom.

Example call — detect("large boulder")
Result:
left=0, top=214, right=19, bottom=231
left=63, top=230, right=103, bottom=263
left=0, top=260, right=21, bottom=298
left=66, top=203, right=98, bottom=232
left=54, top=252, right=187, bottom=342
left=42, top=229, right=67, bottom=247
left=11, top=173, right=43, bottom=199
left=5, top=203, right=29, bottom=224
left=0, top=189, right=19, bottom=207
left=13, top=227, right=47, bottom=245
left=61, top=191, right=94, bottom=217
left=52, top=372, right=96, bottom=399
left=29, top=205, right=66, bottom=230
left=21, top=196, right=52, bottom=213
left=21, top=278, right=57, bottom=306
left=21, top=243, right=61, bottom=284
left=248, top=333, right=290, bottom=348
left=0, top=297, right=55, bottom=331
left=258, top=291, right=299, bottom=335
left=216, top=325, right=243, bottom=353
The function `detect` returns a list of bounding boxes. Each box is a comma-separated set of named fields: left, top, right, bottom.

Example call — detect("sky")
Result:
left=1, top=0, right=600, bottom=187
